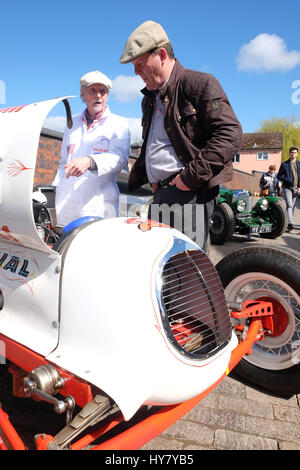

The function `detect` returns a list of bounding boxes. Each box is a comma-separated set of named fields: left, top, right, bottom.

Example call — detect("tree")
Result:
left=256, top=116, right=300, bottom=161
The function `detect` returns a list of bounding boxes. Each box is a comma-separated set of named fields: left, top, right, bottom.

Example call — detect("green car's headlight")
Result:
left=236, top=198, right=247, bottom=213
left=258, top=198, right=269, bottom=211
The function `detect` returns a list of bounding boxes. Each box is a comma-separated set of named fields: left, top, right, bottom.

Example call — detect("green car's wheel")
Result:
left=209, top=202, right=235, bottom=245
left=260, top=199, right=288, bottom=239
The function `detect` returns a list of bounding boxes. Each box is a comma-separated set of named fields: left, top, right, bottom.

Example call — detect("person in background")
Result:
left=259, top=165, right=279, bottom=196
left=54, top=71, right=130, bottom=226
left=119, top=21, right=242, bottom=250
left=277, top=146, right=300, bottom=231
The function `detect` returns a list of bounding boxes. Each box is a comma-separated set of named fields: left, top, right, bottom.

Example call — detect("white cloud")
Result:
left=43, top=115, right=67, bottom=133
left=0, top=80, right=6, bottom=104
left=127, top=117, right=142, bottom=143
left=236, top=33, right=300, bottom=73
left=111, top=75, right=144, bottom=102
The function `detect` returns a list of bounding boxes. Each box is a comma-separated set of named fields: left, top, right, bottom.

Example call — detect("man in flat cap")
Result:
left=120, top=21, right=242, bottom=250
left=54, top=71, right=130, bottom=226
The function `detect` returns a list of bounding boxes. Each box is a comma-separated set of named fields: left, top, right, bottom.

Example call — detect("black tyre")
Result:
left=209, top=202, right=235, bottom=245
left=216, top=245, right=300, bottom=397
left=260, top=199, right=288, bottom=239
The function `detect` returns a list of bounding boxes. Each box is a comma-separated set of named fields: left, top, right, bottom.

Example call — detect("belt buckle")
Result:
left=159, top=172, right=179, bottom=188
left=159, top=177, right=170, bottom=188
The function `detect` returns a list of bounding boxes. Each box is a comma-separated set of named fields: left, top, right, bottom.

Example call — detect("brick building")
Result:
left=233, top=132, right=283, bottom=174
left=34, top=128, right=63, bottom=186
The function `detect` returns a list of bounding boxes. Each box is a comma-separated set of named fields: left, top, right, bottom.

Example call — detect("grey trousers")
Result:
left=148, top=185, right=217, bottom=252
left=283, top=187, right=298, bottom=224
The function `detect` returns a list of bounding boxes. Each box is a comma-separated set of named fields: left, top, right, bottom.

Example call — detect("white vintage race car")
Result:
left=0, top=97, right=299, bottom=451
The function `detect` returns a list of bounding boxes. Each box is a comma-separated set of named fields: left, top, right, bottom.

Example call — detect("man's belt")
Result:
left=158, top=171, right=181, bottom=188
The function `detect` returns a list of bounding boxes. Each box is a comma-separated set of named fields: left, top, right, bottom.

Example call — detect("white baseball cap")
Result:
left=80, top=71, right=112, bottom=90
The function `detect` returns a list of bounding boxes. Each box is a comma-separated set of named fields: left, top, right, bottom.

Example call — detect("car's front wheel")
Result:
left=260, top=199, right=288, bottom=239
left=209, top=202, right=235, bottom=245
left=216, top=245, right=300, bottom=397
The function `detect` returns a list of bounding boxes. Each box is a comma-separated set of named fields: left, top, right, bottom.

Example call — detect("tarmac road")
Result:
left=141, top=200, right=300, bottom=451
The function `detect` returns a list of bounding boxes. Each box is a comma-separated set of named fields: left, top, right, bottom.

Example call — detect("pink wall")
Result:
left=233, top=150, right=282, bottom=173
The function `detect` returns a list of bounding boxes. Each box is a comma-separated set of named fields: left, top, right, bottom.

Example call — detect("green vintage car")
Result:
left=209, top=188, right=288, bottom=245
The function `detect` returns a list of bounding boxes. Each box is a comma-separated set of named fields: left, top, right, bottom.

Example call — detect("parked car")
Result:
left=209, top=187, right=288, bottom=245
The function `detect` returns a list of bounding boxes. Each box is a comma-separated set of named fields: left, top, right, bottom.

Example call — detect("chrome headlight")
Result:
left=258, top=198, right=269, bottom=211
left=236, top=198, right=247, bottom=213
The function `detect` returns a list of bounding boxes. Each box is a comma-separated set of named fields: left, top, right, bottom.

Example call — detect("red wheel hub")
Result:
left=258, top=297, right=289, bottom=337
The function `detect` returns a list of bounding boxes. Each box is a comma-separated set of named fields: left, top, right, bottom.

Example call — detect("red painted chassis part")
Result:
left=0, top=300, right=272, bottom=451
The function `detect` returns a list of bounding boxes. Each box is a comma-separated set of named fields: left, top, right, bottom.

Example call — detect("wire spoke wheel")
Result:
left=216, top=245, right=300, bottom=396
left=225, top=273, right=300, bottom=370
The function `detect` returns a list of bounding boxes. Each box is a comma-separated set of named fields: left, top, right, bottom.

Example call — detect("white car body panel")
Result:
left=0, top=98, right=73, bottom=354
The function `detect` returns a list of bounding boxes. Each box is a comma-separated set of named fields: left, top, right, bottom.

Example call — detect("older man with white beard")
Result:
left=54, top=71, right=130, bottom=226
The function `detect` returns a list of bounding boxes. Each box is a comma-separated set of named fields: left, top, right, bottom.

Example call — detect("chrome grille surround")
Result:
left=156, top=238, right=232, bottom=360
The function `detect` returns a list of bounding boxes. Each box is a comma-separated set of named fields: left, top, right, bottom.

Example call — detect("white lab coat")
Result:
left=53, top=107, right=130, bottom=226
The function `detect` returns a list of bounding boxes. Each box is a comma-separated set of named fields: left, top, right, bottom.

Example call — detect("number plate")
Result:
left=250, top=224, right=272, bottom=234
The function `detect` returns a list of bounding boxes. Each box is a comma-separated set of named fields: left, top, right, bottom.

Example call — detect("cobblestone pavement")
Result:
left=142, top=200, right=300, bottom=451
left=142, top=377, right=300, bottom=450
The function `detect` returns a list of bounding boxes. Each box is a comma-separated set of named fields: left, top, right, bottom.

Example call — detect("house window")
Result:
left=232, top=153, right=240, bottom=163
left=257, top=152, right=268, bottom=160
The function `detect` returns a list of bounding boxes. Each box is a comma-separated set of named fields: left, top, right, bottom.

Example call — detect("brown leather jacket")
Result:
left=128, top=60, right=243, bottom=192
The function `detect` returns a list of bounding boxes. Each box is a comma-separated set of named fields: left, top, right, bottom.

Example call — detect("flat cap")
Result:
left=120, top=20, right=169, bottom=64
left=80, top=71, right=112, bottom=90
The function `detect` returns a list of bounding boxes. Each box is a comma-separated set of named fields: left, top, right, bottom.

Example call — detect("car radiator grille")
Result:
left=160, top=250, right=231, bottom=359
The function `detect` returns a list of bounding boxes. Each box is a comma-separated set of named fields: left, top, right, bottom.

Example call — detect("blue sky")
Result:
left=1, top=0, right=300, bottom=142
